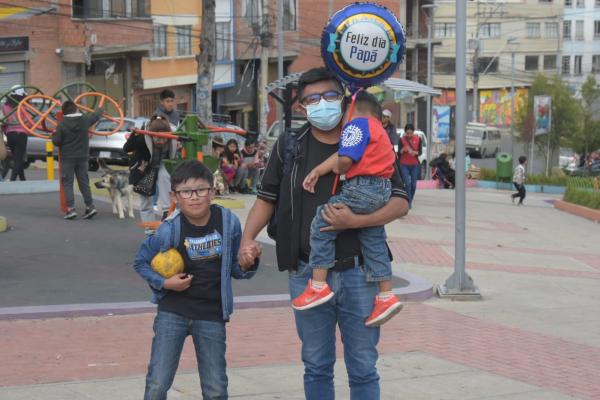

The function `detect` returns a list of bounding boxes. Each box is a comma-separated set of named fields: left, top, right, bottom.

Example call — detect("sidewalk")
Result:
left=1, top=187, right=599, bottom=399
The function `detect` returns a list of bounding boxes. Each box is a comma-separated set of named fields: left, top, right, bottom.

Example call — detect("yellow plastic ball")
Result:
left=151, top=248, right=185, bottom=278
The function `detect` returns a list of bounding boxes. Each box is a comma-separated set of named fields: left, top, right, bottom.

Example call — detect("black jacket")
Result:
left=258, top=124, right=409, bottom=271
left=123, top=133, right=178, bottom=183
left=52, top=109, right=102, bottom=159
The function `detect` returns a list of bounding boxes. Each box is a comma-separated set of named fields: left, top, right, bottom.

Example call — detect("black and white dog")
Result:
left=94, top=161, right=135, bottom=219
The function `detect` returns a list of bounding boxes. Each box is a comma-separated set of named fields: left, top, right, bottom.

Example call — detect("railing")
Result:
left=563, top=177, right=600, bottom=210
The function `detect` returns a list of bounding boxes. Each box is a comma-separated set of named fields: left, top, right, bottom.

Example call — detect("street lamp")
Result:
left=507, top=37, right=519, bottom=162
left=422, top=3, right=437, bottom=180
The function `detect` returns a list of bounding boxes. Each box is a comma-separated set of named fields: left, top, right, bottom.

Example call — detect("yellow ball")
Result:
left=151, top=248, right=185, bottom=278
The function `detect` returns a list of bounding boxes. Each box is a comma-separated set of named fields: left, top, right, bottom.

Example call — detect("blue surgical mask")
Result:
left=305, top=99, right=343, bottom=131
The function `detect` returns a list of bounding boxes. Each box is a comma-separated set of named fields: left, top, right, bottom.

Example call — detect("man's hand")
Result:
left=320, top=203, right=358, bottom=231
left=238, top=238, right=262, bottom=271
left=163, top=273, right=193, bottom=291
left=303, top=169, right=320, bottom=193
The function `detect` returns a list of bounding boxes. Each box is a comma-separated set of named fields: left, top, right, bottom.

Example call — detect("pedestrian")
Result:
left=292, top=91, right=403, bottom=327
left=1, top=87, right=28, bottom=181
left=124, top=115, right=178, bottom=231
left=511, top=155, right=527, bottom=205
left=398, top=123, right=422, bottom=207
left=381, top=108, right=398, bottom=150
left=237, top=137, right=261, bottom=194
left=132, top=159, right=260, bottom=400
left=222, top=139, right=241, bottom=191
left=154, top=89, right=180, bottom=126
left=238, top=67, right=409, bottom=400
left=52, top=101, right=102, bottom=220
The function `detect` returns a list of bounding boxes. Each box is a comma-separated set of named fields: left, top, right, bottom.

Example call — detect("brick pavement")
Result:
left=2, top=304, right=600, bottom=399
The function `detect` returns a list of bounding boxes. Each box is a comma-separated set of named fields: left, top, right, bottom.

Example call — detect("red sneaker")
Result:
left=292, top=280, right=335, bottom=310
left=365, top=295, right=403, bottom=327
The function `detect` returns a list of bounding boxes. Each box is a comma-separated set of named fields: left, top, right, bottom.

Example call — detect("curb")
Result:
left=0, top=180, right=58, bottom=194
left=554, top=199, right=600, bottom=223
left=0, top=216, right=6, bottom=232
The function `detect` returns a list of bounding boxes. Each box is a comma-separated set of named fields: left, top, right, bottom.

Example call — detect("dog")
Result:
left=94, top=163, right=135, bottom=219
left=213, top=168, right=228, bottom=196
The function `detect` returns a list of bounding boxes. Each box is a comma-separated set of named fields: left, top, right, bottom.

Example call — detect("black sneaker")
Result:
left=64, top=209, right=77, bottom=220
left=82, top=207, right=98, bottom=219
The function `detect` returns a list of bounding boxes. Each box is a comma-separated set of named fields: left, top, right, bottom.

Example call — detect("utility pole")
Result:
left=438, top=0, right=481, bottom=300
left=472, top=0, right=479, bottom=123
left=423, top=4, right=437, bottom=180
left=259, top=0, right=271, bottom=136
left=196, top=0, right=216, bottom=124
left=277, top=0, right=284, bottom=128
left=328, top=0, right=334, bottom=18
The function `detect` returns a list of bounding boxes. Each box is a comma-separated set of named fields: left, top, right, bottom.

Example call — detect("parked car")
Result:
left=88, top=117, right=149, bottom=170
left=465, top=122, right=501, bottom=158
left=398, top=128, right=428, bottom=179
left=570, top=159, right=600, bottom=177
left=559, top=147, right=579, bottom=172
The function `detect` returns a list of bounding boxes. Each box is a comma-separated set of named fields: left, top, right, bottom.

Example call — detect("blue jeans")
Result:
left=289, top=261, right=381, bottom=400
left=144, top=311, right=228, bottom=400
left=310, top=176, right=392, bottom=281
left=399, top=164, right=420, bottom=206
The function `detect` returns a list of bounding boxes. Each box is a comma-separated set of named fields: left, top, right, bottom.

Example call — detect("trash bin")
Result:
left=496, top=152, right=513, bottom=181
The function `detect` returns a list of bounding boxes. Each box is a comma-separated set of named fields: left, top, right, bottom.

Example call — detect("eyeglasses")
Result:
left=175, top=187, right=212, bottom=199
left=300, top=91, right=343, bottom=106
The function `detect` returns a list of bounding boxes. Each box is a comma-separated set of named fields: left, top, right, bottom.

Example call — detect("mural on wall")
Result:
left=479, top=88, right=528, bottom=127
left=433, top=89, right=455, bottom=106
left=432, top=105, right=450, bottom=144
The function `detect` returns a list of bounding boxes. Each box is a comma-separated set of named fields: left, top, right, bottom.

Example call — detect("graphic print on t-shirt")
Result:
left=184, top=230, right=223, bottom=261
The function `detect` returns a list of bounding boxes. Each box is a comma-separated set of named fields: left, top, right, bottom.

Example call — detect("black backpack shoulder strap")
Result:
left=280, top=122, right=309, bottom=175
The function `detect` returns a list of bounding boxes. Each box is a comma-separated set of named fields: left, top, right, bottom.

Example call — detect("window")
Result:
left=479, top=23, right=501, bottom=38
left=562, top=56, right=570, bottom=74
left=478, top=57, right=498, bottom=73
left=577, top=0, right=585, bottom=7
left=563, top=21, right=572, bottom=39
left=216, top=22, right=231, bottom=61
left=574, top=55, right=583, bottom=75
left=282, top=0, right=296, bottom=31
left=434, top=23, right=456, bottom=38
left=593, top=55, right=600, bottom=73
left=434, top=57, right=456, bottom=74
left=595, top=21, right=600, bottom=38
left=539, top=0, right=553, bottom=2
left=72, top=0, right=147, bottom=18
left=565, top=0, right=572, bottom=5
left=176, top=26, right=191, bottom=56
left=243, top=0, right=263, bottom=34
left=544, top=55, right=557, bottom=70
left=527, top=23, right=541, bottom=38
left=596, top=0, right=600, bottom=7
left=576, top=20, right=584, bottom=40
left=545, top=22, right=558, bottom=38
left=152, top=25, right=167, bottom=57
left=525, top=55, right=539, bottom=71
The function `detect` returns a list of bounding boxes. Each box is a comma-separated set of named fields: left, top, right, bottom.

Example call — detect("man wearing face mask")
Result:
left=237, top=67, right=409, bottom=400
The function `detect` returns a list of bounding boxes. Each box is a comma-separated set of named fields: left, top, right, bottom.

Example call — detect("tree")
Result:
left=196, top=0, right=215, bottom=124
left=517, top=74, right=583, bottom=173
left=573, top=75, right=600, bottom=159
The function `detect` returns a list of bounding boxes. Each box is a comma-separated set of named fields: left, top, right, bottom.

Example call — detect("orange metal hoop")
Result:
left=16, top=94, right=62, bottom=139
left=74, top=92, right=124, bottom=135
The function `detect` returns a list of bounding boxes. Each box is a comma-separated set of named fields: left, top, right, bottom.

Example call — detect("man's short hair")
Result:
left=298, top=67, right=345, bottom=100
left=159, top=89, right=175, bottom=100
left=62, top=101, right=78, bottom=115
left=171, top=160, right=214, bottom=190
left=244, top=137, right=257, bottom=146
left=354, top=91, right=382, bottom=120
left=519, top=156, right=527, bottom=164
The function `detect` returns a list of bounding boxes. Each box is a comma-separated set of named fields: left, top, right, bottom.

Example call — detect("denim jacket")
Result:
left=133, top=205, right=258, bottom=321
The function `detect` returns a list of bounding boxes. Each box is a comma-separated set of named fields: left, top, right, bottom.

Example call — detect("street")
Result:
left=1, top=176, right=599, bottom=399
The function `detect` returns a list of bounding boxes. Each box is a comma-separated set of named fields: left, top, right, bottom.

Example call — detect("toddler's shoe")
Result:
left=292, top=280, right=334, bottom=310
left=365, top=295, right=403, bottom=327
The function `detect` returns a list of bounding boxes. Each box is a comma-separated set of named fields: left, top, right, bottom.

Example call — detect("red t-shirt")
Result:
left=399, top=134, right=421, bottom=166
left=338, top=117, right=395, bottom=179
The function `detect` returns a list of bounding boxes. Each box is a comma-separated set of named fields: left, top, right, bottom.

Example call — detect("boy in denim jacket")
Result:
left=292, top=91, right=402, bottom=327
left=133, top=160, right=259, bottom=399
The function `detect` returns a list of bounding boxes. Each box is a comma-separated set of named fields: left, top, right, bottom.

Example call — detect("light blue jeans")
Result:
left=310, top=176, right=392, bottom=281
left=399, top=164, right=420, bottom=206
left=289, top=260, right=381, bottom=400
left=144, top=311, right=228, bottom=400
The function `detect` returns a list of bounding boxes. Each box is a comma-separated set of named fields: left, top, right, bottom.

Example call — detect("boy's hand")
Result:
left=163, top=273, right=193, bottom=291
left=303, top=169, right=320, bottom=193
left=238, top=239, right=262, bottom=270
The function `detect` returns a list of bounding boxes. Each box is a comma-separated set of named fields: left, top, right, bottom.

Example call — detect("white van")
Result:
left=465, top=122, right=501, bottom=158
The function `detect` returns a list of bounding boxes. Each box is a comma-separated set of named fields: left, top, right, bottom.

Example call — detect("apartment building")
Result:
left=431, top=0, right=562, bottom=129
left=561, top=0, right=600, bottom=92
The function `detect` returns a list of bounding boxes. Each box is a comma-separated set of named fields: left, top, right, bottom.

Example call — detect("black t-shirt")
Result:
left=299, top=133, right=364, bottom=263
left=158, top=206, right=224, bottom=321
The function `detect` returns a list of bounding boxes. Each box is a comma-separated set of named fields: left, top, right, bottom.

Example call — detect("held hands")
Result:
left=238, top=238, right=262, bottom=271
left=163, top=273, right=193, bottom=291
left=303, top=168, right=320, bottom=193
